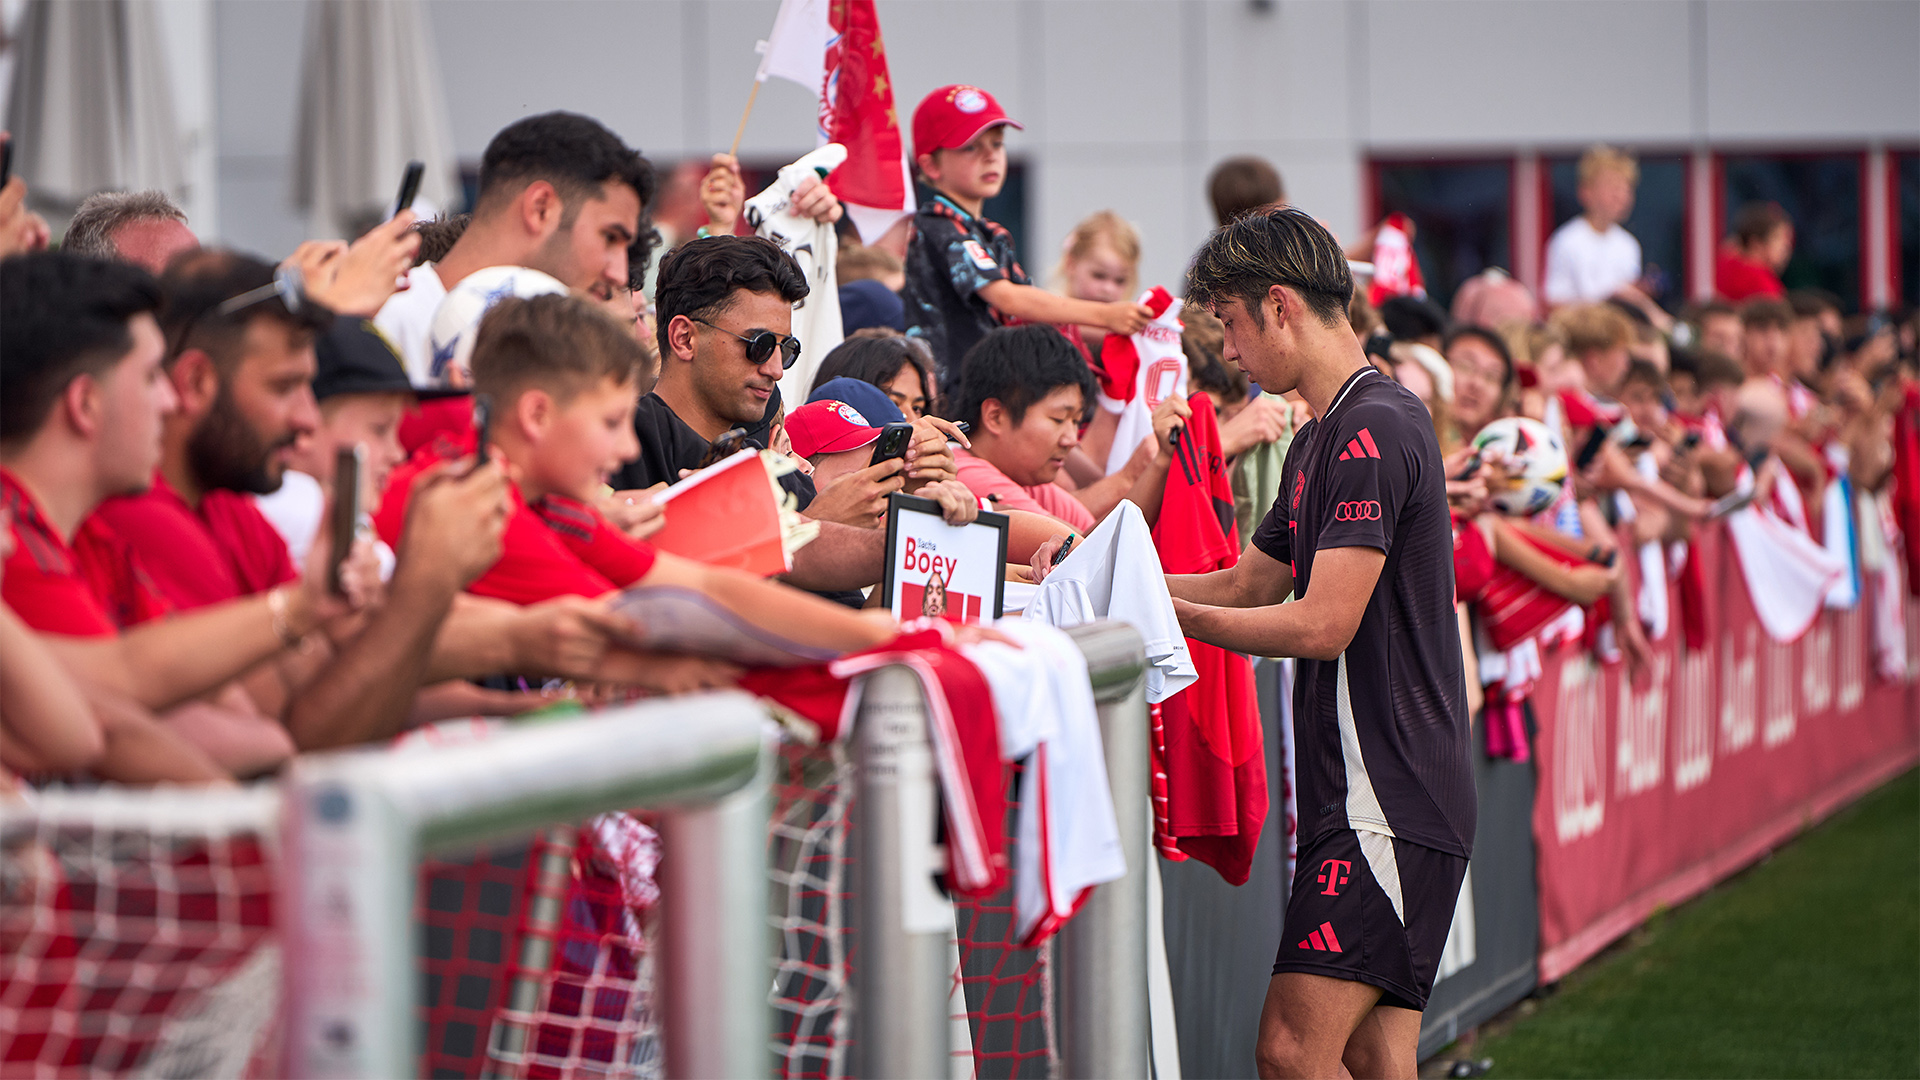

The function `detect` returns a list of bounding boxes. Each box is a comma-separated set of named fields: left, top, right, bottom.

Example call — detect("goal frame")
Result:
left=276, top=690, right=773, bottom=1079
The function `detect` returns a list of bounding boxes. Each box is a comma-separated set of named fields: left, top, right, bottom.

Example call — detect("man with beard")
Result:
left=82, top=249, right=517, bottom=753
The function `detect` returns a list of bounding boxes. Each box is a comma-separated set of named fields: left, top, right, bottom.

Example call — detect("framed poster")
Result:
left=882, top=493, right=1009, bottom=624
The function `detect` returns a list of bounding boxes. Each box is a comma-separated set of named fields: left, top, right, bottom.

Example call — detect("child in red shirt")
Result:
left=377, top=292, right=898, bottom=657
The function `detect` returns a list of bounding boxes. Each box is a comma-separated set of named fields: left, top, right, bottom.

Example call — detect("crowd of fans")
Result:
left=1, top=93, right=1914, bottom=796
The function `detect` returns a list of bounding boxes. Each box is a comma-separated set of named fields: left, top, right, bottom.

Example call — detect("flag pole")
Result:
left=727, top=79, right=762, bottom=159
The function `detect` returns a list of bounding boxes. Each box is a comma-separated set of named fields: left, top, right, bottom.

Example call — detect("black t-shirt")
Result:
left=902, top=190, right=1029, bottom=398
left=1251, top=368, right=1475, bottom=858
left=612, top=390, right=813, bottom=507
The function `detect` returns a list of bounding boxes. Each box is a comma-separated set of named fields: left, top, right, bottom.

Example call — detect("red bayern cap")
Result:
left=912, top=85, right=1023, bottom=160
left=786, top=400, right=883, bottom=459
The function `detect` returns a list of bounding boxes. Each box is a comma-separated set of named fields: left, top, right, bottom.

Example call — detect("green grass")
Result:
left=1472, top=768, right=1920, bottom=1079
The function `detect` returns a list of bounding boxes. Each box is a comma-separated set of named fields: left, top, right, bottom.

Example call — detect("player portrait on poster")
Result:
left=883, top=493, right=1009, bottom=624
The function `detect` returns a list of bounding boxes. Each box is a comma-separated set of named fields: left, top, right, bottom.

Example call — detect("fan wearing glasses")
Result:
left=616, top=235, right=974, bottom=598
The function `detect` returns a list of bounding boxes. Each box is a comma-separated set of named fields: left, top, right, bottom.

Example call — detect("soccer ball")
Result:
left=426, top=265, right=568, bottom=386
left=1471, top=416, right=1568, bottom=516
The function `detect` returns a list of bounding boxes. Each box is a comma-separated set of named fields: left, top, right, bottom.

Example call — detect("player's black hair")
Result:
left=653, top=235, right=809, bottom=361
left=951, top=324, right=1098, bottom=430
left=1378, top=294, right=1450, bottom=342
left=477, top=112, right=658, bottom=229
left=0, top=252, right=164, bottom=447
left=1187, top=206, right=1352, bottom=329
left=1442, top=325, right=1515, bottom=390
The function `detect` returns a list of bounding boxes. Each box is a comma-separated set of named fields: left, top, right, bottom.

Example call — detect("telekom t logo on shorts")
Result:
left=1316, top=858, right=1351, bottom=895
left=1334, top=501, right=1381, bottom=522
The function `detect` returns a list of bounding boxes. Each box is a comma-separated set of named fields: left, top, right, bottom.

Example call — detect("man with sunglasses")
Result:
left=615, top=235, right=971, bottom=598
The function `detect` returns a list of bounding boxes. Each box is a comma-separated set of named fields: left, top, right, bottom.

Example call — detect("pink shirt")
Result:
left=953, top=448, right=1097, bottom=535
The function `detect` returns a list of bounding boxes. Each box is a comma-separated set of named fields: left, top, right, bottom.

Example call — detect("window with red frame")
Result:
left=1895, top=150, right=1918, bottom=311
left=1545, top=152, right=1689, bottom=311
left=1370, top=158, right=1510, bottom=312
left=1719, top=151, right=1864, bottom=311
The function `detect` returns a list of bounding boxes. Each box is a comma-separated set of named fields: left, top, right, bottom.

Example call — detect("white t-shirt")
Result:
left=1024, top=501, right=1195, bottom=704
left=373, top=263, right=449, bottom=386
left=964, top=621, right=1125, bottom=946
left=1542, top=218, right=1641, bottom=305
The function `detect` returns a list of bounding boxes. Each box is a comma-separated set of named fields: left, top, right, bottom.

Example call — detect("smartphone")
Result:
left=1574, top=424, right=1611, bottom=471
left=468, top=393, right=493, bottom=474
left=1452, top=456, right=1483, bottom=481
left=0, top=137, right=13, bottom=188
left=328, top=446, right=364, bottom=597
left=390, top=160, right=425, bottom=220
left=951, top=421, right=971, bottom=435
left=698, top=427, right=749, bottom=469
left=869, top=422, right=914, bottom=466
left=1051, top=534, right=1076, bottom=566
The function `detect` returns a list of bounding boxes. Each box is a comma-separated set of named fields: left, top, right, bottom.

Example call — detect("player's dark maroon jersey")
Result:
left=1252, top=367, right=1476, bottom=858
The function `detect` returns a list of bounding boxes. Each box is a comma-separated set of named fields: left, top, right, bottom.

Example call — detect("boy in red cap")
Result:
left=904, top=84, right=1151, bottom=395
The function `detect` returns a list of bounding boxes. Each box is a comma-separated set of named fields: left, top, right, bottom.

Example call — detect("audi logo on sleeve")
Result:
left=1335, top=501, right=1382, bottom=521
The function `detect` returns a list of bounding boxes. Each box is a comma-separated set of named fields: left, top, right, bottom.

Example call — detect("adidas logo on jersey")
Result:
left=1337, top=428, right=1381, bottom=461
left=1297, top=921, right=1345, bottom=953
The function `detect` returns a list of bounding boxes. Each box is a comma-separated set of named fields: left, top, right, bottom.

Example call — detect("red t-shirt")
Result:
left=1713, top=250, right=1783, bottom=303
left=376, top=436, right=659, bottom=606
left=85, top=473, right=298, bottom=618
left=0, top=469, right=167, bottom=636
left=1148, top=395, right=1268, bottom=886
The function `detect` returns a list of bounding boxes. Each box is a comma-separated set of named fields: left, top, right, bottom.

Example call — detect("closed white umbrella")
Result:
left=3, top=0, right=185, bottom=207
left=292, top=0, right=458, bottom=239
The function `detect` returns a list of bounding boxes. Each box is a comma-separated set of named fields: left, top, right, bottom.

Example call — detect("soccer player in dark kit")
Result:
left=1166, top=208, right=1474, bottom=1079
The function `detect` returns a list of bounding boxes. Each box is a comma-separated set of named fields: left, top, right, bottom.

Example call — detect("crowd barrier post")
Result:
left=1056, top=621, right=1152, bottom=1079
left=660, top=745, right=776, bottom=1079
left=277, top=692, right=772, bottom=1080
left=849, top=664, right=953, bottom=1077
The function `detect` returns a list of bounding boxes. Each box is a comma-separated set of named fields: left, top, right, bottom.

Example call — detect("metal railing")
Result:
left=849, top=620, right=1152, bottom=1079
left=277, top=690, right=773, bottom=1079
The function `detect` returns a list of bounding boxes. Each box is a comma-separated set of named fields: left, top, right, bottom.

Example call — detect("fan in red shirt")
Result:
left=0, top=251, right=367, bottom=782
left=73, top=250, right=525, bottom=756
left=1713, top=201, right=1793, bottom=303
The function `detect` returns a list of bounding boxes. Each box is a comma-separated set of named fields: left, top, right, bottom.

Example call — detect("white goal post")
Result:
left=277, top=690, right=774, bottom=1079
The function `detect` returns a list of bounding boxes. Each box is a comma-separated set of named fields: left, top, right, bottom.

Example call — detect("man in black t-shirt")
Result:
left=620, top=236, right=973, bottom=601
left=1168, top=209, right=1473, bottom=1080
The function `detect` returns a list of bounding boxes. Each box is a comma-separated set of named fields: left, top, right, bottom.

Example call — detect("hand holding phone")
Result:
left=391, top=161, right=425, bottom=220
left=869, top=422, right=914, bottom=466
left=328, top=446, right=364, bottom=597
left=468, top=394, right=493, bottom=475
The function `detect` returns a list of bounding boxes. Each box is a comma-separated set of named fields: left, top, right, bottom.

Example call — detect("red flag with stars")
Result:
left=757, top=0, right=913, bottom=243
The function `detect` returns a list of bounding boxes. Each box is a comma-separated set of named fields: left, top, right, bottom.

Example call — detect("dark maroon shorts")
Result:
left=1271, top=828, right=1468, bottom=1011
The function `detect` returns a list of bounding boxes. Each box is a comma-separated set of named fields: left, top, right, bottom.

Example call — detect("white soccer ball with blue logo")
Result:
left=1471, top=416, right=1568, bottom=516
left=426, top=265, right=568, bottom=387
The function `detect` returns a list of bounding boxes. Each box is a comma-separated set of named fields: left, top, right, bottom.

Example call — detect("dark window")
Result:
left=1721, top=153, right=1863, bottom=312
left=1896, top=151, right=1919, bottom=311
left=980, top=158, right=1030, bottom=264
left=1373, top=159, right=1511, bottom=312
left=1548, top=154, right=1688, bottom=309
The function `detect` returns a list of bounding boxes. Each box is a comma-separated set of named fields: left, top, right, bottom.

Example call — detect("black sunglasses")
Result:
left=693, top=318, right=801, bottom=370
left=167, top=264, right=322, bottom=358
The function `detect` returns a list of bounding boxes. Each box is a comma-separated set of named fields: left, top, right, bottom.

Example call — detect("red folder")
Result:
left=648, top=450, right=789, bottom=576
